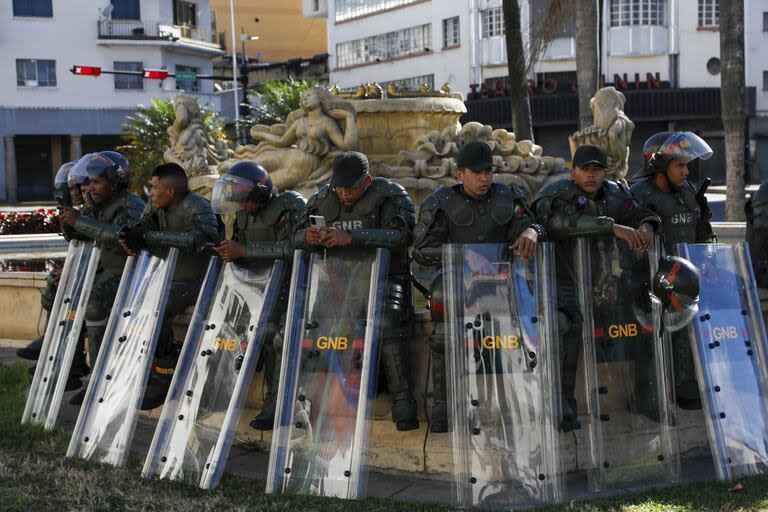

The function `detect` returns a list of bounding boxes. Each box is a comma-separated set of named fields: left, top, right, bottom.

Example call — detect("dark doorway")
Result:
left=15, top=135, right=53, bottom=202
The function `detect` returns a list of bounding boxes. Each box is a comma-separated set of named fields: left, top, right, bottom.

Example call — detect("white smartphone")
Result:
left=309, top=215, right=326, bottom=228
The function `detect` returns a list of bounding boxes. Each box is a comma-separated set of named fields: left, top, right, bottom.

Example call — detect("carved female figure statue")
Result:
left=244, top=86, right=359, bottom=193
left=164, top=95, right=230, bottom=178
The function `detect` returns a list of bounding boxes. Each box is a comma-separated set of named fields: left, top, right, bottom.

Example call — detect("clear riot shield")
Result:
left=443, top=243, right=564, bottom=507
left=141, top=257, right=285, bottom=489
left=23, top=240, right=101, bottom=429
left=266, top=248, right=389, bottom=500
left=677, top=243, right=768, bottom=479
left=575, top=238, right=679, bottom=491
left=66, top=248, right=178, bottom=466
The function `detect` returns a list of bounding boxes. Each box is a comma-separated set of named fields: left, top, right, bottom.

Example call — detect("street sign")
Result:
left=175, top=71, right=197, bottom=82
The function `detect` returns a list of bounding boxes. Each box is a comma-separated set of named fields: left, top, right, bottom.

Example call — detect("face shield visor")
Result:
left=663, top=293, right=699, bottom=332
left=211, top=174, right=255, bottom=214
left=68, top=153, right=114, bottom=186
left=658, top=132, right=714, bottom=164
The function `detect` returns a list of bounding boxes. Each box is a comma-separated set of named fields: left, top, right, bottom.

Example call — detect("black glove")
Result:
left=118, top=224, right=148, bottom=252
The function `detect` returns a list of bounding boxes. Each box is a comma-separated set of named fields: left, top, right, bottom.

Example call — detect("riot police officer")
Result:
left=746, top=181, right=768, bottom=288
left=413, top=140, right=542, bottom=433
left=630, top=131, right=716, bottom=253
left=631, top=131, right=715, bottom=409
left=119, top=162, right=220, bottom=409
left=17, top=161, right=81, bottom=361
left=59, top=151, right=146, bottom=404
left=295, top=151, right=419, bottom=431
left=210, top=161, right=306, bottom=430
left=18, top=160, right=90, bottom=391
left=533, top=144, right=659, bottom=430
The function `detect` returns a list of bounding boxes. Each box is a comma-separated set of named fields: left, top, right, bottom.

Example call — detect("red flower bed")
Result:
left=0, top=209, right=60, bottom=235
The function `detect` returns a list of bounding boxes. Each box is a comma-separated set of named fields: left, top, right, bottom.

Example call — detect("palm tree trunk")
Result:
left=574, top=0, right=599, bottom=129
left=720, top=0, right=746, bottom=221
left=503, top=0, right=534, bottom=142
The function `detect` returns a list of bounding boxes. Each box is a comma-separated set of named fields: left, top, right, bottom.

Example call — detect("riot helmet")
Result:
left=68, top=152, right=128, bottom=188
left=653, top=255, right=701, bottom=331
left=648, top=131, right=712, bottom=172
left=98, top=151, right=131, bottom=187
left=642, top=131, right=675, bottom=172
left=54, top=161, right=76, bottom=206
left=656, top=131, right=713, bottom=163
left=636, top=131, right=713, bottom=186
left=428, top=272, right=444, bottom=324
left=211, top=161, right=274, bottom=214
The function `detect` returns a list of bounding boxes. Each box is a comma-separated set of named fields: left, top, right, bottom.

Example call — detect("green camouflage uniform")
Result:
left=295, top=178, right=418, bottom=426
left=413, top=182, right=537, bottom=429
left=631, top=178, right=715, bottom=406
left=131, top=190, right=220, bottom=405
left=231, top=191, right=305, bottom=425
left=71, top=189, right=145, bottom=362
left=533, top=178, right=659, bottom=423
left=135, top=191, right=221, bottom=354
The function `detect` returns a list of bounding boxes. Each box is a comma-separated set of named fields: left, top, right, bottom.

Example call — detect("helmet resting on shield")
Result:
left=653, top=255, right=701, bottom=332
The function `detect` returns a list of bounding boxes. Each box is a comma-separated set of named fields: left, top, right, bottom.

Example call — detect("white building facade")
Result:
left=310, top=0, right=768, bottom=183
left=0, top=0, right=226, bottom=202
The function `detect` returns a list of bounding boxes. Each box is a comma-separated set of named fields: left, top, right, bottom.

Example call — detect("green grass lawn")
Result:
left=3, top=362, right=768, bottom=511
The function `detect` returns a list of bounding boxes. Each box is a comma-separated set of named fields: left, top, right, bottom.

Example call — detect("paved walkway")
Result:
left=1, top=340, right=719, bottom=508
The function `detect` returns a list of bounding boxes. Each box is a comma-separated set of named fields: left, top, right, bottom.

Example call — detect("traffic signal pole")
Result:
left=70, top=65, right=233, bottom=82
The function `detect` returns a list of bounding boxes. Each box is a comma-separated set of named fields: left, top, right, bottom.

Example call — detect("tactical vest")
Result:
left=631, top=180, right=701, bottom=252
left=429, top=183, right=526, bottom=243
left=534, top=178, right=650, bottom=236
left=157, top=192, right=218, bottom=282
left=91, top=189, right=144, bottom=275
left=235, top=192, right=302, bottom=321
left=534, top=179, right=652, bottom=285
left=235, top=196, right=286, bottom=245
left=310, top=178, right=411, bottom=275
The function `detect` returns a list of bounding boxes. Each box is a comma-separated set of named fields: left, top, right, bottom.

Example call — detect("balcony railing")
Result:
left=97, top=19, right=220, bottom=46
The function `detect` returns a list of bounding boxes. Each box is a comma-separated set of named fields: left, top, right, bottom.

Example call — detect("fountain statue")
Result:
left=171, top=81, right=574, bottom=206
left=224, top=86, right=359, bottom=197
left=163, top=96, right=231, bottom=196
left=568, top=86, right=635, bottom=183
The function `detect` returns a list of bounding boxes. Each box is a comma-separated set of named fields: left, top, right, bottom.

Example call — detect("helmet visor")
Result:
left=663, top=293, right=699, bottom=332
left=211, top=174, right=254, bottom=214
left=68, top=153, right=114, bottom=185
left=54, top=162, right=75, bottom=187
left=658, top=132, right=713, bottom=164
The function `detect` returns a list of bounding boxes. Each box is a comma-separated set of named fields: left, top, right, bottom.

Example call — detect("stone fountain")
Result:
left=164, top=84, right=569, bottom=205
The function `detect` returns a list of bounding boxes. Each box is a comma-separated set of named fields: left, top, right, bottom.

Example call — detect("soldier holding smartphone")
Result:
left=295, top=151, right=420, bottom=431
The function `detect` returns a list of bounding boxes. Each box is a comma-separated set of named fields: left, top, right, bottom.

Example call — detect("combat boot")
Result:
left=17, top=336, right=44, bottom=360
left=249, top=392, right=277, bottom=431
left=140, top=345, right=179, bottom=410
left=380, top=339, right=419, bottom=431
left=250, top=341, right=278, bottom=431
